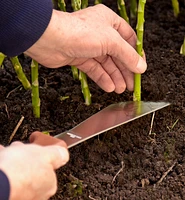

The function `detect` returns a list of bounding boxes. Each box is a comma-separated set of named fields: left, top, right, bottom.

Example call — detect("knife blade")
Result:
left=30, top=101, right=170, bottom=148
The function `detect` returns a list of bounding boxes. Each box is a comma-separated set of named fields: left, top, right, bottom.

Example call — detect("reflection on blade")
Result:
left=55, top=101, right=170, bottom=148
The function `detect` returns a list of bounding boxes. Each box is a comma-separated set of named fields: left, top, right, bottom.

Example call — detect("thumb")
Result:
left=43, top=145, right=70, bottom=169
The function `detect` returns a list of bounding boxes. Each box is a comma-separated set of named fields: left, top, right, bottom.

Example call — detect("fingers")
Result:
left=44, top=145, right=69, bottom=170
left=77, top=56, right=134, bottom=93
left=112, top=57, right=134, bottom=91
left=95, top=56, right=126, bottom=93
left=77, top=58, right=116, bottom=93
left=29, top=132, right=69, bottom=169
left=114, top=16, right=138, bottom=48
left=29, top=131, right=68, bottom=148
left=106, top=29, right=147, bottom=74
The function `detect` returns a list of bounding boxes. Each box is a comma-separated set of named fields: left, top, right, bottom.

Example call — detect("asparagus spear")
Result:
left=180, top=37, right=185, bottom=55
left=117, top=0, right=129, bottom=23
left=71, top=0, right=81, bottom=10
left=0, top=53, right=6, bottom=67
left=171, top=0, right=180, bottom=17
left=71, top=0, right=92, bottom=105
left=94, top=0, right=102, bottom=4
left=70, top=0, right=81, bottom=80
left=31, top=60, right=40, bottom=118
left=10, top=56, right=31, bottom=90
left=133, top=0, right=146, bottom=102
left=81, top=0, right=88, bottom=8
left=58, top=0, right=79, bottom=80
left=130, top=0, right=137, bottom=19
left=79, top=71, right=91, bottom=105
left=58, top=0, right=66, bottom=11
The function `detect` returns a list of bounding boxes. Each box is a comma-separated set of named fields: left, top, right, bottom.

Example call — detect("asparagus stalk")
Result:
left=31, top=60, right=40, bottom=118
left=171, top=0, right=180, bottom=17
left=71, top=65, right=79, bottom=80
left=94, top=0, right=102, bottom=4
left=71, top=0, right=80, bottom=80
left=117, top=0, right=129, bottom=23
left=58, top=0, right=66, bottom=11
left=130, top=0, right=137, bottom=19
left=133, top=0, right=146, bottom=102
left=79, top=71, right=91, bottom=105
left=10, top=56, right=31, bottom=90
left=71, top=0, right=92, bottom=105
left=71, top=0, right=81, bottom=11
left=180, top=37, right=185, bottom=55
left=0, top=53, right=6, bottom=67
left=58, top=0, right=79, bottom=80
left=81, top=0, right=88, bottom=9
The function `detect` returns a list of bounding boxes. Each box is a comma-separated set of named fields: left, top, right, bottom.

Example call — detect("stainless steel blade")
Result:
left=55, top=101, right=170, bottom=148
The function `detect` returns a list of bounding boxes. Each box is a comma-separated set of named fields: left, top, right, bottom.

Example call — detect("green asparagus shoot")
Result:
left=10, top=57, right=31, bottom=90
left=58, top=0, right=66, bottom=11
left=81, top=0, right=88, bottom=8
left=94, top=0, right=102, bottom=4
left=71, top=0, right=81, bottom=11
left=31, top=60, right=40, bottom=118
left=71, top=0, right=92, bottom=105
left=171, top=0, right=180, bottom=17
left=117, top=0, right=129, bottom=23
left=79, top=71, right=91, bottom=105
left=133, top=0, right=146, bottom=102
left=71, top=65, right=79, bottom=80
left=180, top=37, right=185, bottom=55
left=59, top=96, right=69, bottom=101
left=42, top=131, right=50, bottom=135
left=0, top=53, right=6, bottom=67
left=58, top=0, right=79, bottom=80
left=130, top=0, right=137, bottom=19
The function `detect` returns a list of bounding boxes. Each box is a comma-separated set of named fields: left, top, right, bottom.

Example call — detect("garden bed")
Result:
left=1, top=0, right=185, bottom=199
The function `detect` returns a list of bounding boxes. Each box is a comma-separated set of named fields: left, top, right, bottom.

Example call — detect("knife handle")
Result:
left=29, top=131, right=67, bottom=148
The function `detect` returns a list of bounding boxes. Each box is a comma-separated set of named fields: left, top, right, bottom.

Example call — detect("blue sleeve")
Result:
left=0, top=170, right=10, bottom=200
left=0, top=0, right=53, bottom=57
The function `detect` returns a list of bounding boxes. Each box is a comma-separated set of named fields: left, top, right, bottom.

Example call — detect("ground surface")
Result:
left=1, top=0, right=185, bottom=199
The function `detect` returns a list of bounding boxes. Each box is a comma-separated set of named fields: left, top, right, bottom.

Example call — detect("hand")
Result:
left=25, top=4, right=147, bottom=94
left=0, top=141, right=69, bottom=200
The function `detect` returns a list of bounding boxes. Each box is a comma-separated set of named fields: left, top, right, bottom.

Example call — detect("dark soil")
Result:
left=1, top=0, right=185, bottom=199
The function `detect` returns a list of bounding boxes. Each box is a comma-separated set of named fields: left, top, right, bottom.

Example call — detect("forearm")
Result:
left=0, top=0, right=53, bottom=57
left=0, top=170, right=10, bottom=200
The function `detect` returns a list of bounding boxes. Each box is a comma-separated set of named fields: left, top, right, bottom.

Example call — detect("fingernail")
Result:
left=136, top=57, right=147, bottom=73
left=56, top=146, right=70, bottom=165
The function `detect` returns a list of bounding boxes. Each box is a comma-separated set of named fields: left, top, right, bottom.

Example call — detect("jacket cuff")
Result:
left=0, top=170, right=10, bottom=200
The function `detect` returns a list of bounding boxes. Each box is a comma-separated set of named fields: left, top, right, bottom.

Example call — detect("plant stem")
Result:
left=81, top=0, right=88, bottom=8
left=130, top=0, right=137, bottom=19
left=79, top=71, right=91, bottom=105
left=71, top=0, right=91, bottom=105
left=31, top=60, right=40, bottom=118
left=71, top=65, right=79, bottom=80
left=58, top=0, right=66, bottom=11
left=58, top=0, right=91, bottom=104
left=71, top=0, right=81, bottom=11
left=94, top=0, right=102, bottom=4
left=133, top=0, right=146, bottom=102
left=10, top=56, right=31, bottom=90
left=0, top=53, right=6, bottom=67
left=171, top=0, right=179, bottom=17
left=117, top=0, right=129, bottom=23
left=180, top=37, right=185, bottom=55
